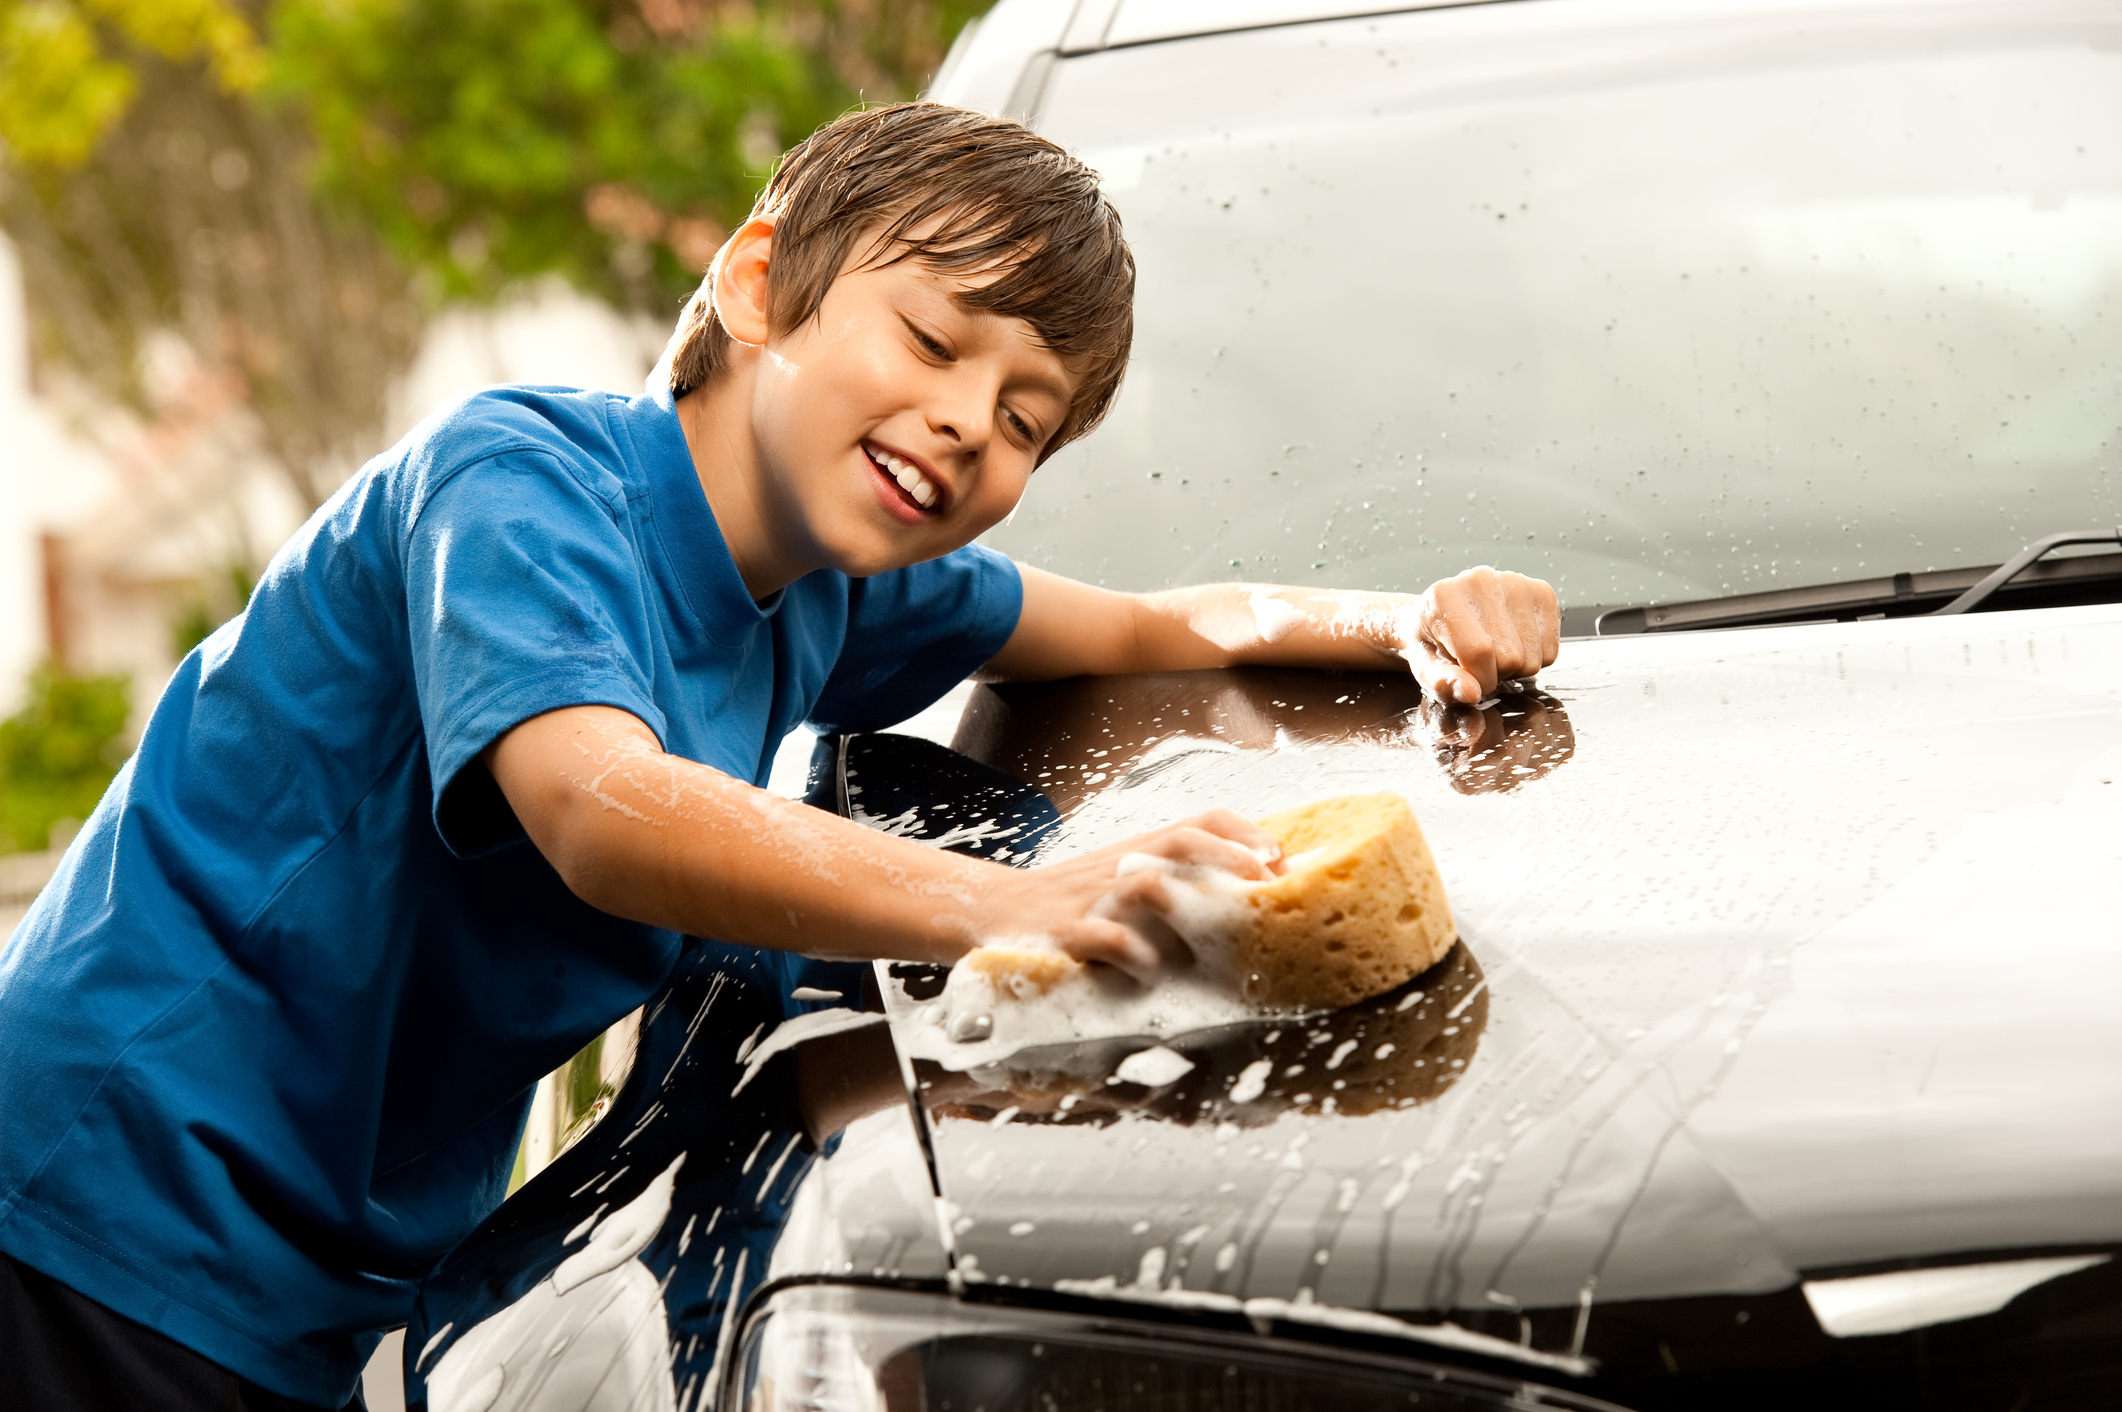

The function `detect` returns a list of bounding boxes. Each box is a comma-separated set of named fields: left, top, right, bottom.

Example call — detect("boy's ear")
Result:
left=712, top=217, right=776, bottom=347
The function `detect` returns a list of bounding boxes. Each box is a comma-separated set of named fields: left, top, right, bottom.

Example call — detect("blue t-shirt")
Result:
left=0, top=385, right=1022, bottom=1404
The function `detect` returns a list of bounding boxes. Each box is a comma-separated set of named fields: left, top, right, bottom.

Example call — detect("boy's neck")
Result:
left=673, top=354, right=806, bottom=602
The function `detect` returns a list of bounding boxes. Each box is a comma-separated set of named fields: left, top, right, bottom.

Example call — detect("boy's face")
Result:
left=745, top=236, right=1079, bottom=580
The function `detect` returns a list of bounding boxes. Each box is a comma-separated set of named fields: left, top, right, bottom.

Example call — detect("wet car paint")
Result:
left=864, top=603, right=2122, bottom=1385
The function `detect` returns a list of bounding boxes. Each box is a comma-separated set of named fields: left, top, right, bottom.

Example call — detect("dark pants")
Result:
left=0, top=1253, right=365, bottom=1412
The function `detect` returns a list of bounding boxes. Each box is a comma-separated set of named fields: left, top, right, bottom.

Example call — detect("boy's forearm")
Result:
left=987, top=564, right=1559, bottom=704
left=1127, top=583, right=1416, bottom=673
left=488, top=704, right=1286, bottom=978
left=1133, top=576, right=1560, bottom=703
left=488, top=706, right=994, bottom=966
left=985, top=567, right=1407, bottom=679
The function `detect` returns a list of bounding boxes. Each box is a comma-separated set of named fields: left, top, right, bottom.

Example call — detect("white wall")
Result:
left=0, top=236, right=120, bottom=716
left=385, top=276, right=667, bottom=445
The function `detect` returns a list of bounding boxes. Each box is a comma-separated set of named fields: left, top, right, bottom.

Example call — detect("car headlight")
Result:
left=732, top=1283, right=1619, bottom=1412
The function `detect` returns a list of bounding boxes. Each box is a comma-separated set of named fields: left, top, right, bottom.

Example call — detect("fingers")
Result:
left=1126, top=813, right=1280, bottom=880
left=1415, top=612, right=1487, bottom=706
left=1050, top=817, right=1277, bottom=983
left=1536, top=581, right=1562, bottom=669
left=1082, top=865, right=1217, bottom=982
left=1054, top=915, right=1164, bottom=983
left=1415, top=567, right=1559, bottom=702
left=1501, top=571, right=1560, bottom=673
left=1091, top=808, right=1278, bottom=880
left=1003, top=808, right=1290, bottom=987
left=1417, top=575, right=1497, bottom=702
left=1184, top=807, right=1282, bottom=869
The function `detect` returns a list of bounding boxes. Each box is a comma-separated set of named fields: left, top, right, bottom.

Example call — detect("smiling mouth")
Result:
left=864, top=442, right=942, bottom=512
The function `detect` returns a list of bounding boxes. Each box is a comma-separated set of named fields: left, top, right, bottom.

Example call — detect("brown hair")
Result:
left=665, top=103, right=1134, bottom=461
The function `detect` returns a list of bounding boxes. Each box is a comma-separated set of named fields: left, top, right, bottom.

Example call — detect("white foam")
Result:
left=427, top=1155, right=685, bottom=1412
left=552, top=1156, right=684, bottom=1296
left=1113, top=1046, right=1196, bottom=1087
left=906, top=960, right=1266, bottom=1073
left=904, top=858, right=1322, bottom=1071
left=1052, top=1276, right=1243, bottom=1314
left=1227, top=1058, right=1273, bottom=1104
left=1248, top=589, right=1309, bottom=643
left=1038, top=1280, right=1590, bottom=1376
left=731, top=1008, right=887, bottom=1094
left=1240, top=1297, right=1591, bottom=1376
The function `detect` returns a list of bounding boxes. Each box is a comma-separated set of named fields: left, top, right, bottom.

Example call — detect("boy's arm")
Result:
left=483, top=705, right=1280, bottom=976
left=983, top=564, right=1560, bottom=705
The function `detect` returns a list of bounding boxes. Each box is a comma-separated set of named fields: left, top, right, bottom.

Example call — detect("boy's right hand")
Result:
left=490, top=703, right=1284, bottom=982
left=979, top=808, right=1284, bottom=984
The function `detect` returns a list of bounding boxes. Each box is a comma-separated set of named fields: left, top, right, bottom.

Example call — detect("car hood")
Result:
left=866, top=603, right=2122, bottom=1347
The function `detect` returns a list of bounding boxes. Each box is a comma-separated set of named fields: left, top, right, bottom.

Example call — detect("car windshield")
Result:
left=980, top=0, right=2122, bottom=621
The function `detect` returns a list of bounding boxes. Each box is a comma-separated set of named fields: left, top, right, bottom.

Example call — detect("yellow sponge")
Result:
left=961, top=946, right=1077, bottom=999
left=961, top=792, right=1453, bottom=1013
left=1235, top=792, right=1454, bottom=1010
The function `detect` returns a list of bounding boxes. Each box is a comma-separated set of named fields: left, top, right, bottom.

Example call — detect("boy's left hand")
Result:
left=1404, top=566, right=1560, bottom=706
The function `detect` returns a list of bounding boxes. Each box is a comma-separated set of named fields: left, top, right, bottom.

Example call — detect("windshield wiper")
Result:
left=1933, top=528, right=2122, bottom=614
left=1594, top=528, right=2122, bottom=635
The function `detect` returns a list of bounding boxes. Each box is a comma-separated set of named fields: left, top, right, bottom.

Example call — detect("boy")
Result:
left=0, top=103, right=1557, bottom=1409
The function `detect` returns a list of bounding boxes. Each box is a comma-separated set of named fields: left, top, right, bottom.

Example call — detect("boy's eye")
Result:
left=913, top=328, right=949, bottom=358
left=1006, top=407, right=1053, bottom=452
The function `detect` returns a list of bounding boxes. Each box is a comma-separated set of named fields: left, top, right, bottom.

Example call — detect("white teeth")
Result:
left=871, top=446, right=938, bottom=510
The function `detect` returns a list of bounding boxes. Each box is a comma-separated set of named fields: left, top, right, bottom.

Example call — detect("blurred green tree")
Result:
left=0, top=0, right=990, bottom=515
left=0, top=0, right=264, bottom=167
left=270, top=0, right=988, bottom=312
left=0, top=0, right=419, bottom=511
left=0, top=662, right=130, bottom=853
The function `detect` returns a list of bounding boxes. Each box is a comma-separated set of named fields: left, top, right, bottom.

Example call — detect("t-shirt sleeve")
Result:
left=403, top=451, right=669, bottom=857
left=805, top=544, right=1023, bottom=735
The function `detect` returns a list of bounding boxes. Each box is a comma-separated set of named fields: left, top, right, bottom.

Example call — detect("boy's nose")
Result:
left=927, top=370, right=1002, bottom=457
left=929, top=402, right=990, bottom=461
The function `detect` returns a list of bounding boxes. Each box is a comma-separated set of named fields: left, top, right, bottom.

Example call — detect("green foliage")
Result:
left=0, top=20, right=420, bottom=510
left=506, top=1029, right=617, bottom=1194
left=3, top=0, right=991, bottom=515
left=0, top=3, right=135, bottom=168
left=561, top=1031, right=613, bottom=1133
left=0, top=0, right=264, bottom=168
left=266, top=0, right=988, bottom=312
left=0, top=663, right=131, bottom=854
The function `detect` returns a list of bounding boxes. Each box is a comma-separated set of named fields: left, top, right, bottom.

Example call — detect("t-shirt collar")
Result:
left=618, top=385, right=787, bottom=640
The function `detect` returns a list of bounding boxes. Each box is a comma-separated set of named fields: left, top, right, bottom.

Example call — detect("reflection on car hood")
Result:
left=881, top=605, right=2122, bottom=1351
